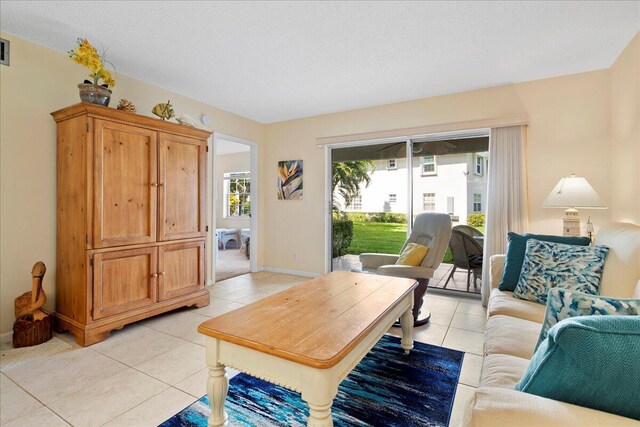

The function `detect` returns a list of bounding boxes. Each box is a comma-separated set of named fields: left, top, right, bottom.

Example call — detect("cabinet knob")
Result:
left=151, top=273, right=158, bottom=278
left=151, top=183, right=158, bottom=187
left=160, top=272, right=165, bottom=276
left=158, top=183, right=164, bottom=187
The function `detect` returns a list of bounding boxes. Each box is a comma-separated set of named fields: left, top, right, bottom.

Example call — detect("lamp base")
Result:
left=563, top=208, right=581, bottom=237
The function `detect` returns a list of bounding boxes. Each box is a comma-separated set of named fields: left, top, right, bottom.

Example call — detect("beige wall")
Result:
left=1, top=32, right=637, bottom=335
left=0, top=34, right=264, bottom=334
left=215, top=151, right=251, bottom=230
left=609, top=33, right=640, bottom=224
left=262, top=70, right=615, bottom=274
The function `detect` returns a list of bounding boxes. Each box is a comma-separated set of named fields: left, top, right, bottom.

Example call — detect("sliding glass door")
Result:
left=410, top=136, right=489, bottom=228
left=331, top=141, right=409, bottom=271
left=330, top=132, right=489, bottom=294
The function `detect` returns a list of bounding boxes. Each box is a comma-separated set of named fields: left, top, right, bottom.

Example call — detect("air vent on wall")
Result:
left=0, top=38, right=9, bottom=66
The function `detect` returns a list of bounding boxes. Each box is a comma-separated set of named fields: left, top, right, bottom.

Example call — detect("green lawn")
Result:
left=344, top=221, right=484, bottom=264
left=346, top=222, right=407, bottom=255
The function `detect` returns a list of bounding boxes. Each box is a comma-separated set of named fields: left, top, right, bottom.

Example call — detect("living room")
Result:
left=1, top=2, right=639, bottom=426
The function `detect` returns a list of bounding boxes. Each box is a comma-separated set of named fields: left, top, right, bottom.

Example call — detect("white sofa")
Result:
left=463, top=222, right=640, bottom=427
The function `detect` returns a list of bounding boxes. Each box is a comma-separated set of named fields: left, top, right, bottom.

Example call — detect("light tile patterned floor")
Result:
left=0, top=271, right=485, bottom=427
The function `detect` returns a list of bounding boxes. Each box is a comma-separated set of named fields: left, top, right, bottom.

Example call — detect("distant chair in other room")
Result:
left=217, top=228, right=240, bottom=250
left=444, top=227, right=484, bottom=292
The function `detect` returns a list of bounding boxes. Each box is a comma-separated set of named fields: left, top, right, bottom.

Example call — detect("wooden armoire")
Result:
left=52, top=103, right=211, bottom=346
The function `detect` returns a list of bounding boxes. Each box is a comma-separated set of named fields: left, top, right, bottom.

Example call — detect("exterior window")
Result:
left=475, top=154, right=484, bottom=176
left=421, top=155, right=436, bottom=175
left=224, top=172, right=251, bottom=217
left=387, top=158, right=397, bottom=169
left=473, top=193, right=482, bottom=212
left=348, top=195, right=362, bottom=211
left=389, top=193, right=397, bottom=204
left=423, top=193, right=436, bottom=212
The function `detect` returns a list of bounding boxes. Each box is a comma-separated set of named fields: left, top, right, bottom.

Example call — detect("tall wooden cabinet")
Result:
left=52, top=103, right=210, bottom=346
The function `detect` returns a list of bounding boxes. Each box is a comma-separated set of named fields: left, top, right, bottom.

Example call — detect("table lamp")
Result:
left=542, top=174, right=607, bottom=237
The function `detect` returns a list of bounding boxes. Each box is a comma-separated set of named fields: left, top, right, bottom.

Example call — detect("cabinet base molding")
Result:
left=54, top=290, right=210, bottom=346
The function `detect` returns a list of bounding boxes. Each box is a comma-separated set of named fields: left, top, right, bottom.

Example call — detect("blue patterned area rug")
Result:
left=161, top=335, right=464, bottom=427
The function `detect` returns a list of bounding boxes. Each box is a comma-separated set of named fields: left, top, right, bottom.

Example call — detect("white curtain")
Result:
left=482, top=125, right=529, bottom=306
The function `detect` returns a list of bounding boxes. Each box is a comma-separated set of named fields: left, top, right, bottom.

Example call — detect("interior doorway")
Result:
left=213, top=133, right=259, bottom=282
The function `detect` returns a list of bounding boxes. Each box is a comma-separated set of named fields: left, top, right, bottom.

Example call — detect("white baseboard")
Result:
left=206, top=279, right=214, bottom=286
left=260, top=266, right=321, bottom=278
left=0, top=330, right=12, bottom=341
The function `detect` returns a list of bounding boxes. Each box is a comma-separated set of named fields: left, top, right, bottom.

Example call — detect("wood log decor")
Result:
left=13, top=261, right=53, bottom=348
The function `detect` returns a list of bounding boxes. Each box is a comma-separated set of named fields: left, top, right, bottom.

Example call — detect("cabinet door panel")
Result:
left=94, top=120, right=157, bottom=247
left=158, top=133, right=206, bottom=241
left=158, top=241, right=205, bottom=301
left=92, top=247, right=157, bottom=319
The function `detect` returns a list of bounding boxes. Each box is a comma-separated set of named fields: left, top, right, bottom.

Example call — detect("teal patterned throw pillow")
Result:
left=537, top=288, right=640, bottom=349
left=513, top=239, right=609, bottom=304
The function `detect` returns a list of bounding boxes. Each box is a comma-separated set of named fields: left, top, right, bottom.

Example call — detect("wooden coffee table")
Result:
left=198, top=271, right=417, bottom=426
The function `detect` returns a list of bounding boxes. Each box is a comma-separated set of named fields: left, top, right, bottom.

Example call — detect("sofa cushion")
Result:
left=463, top=387, right=640, bottom=427
left=595, top=222, right=640, bottom=298
left=516, top=316, right=640, bottom=420
left=498, top=232, right=591, bottom=292
left=488, top=288, right=546, bottom=323
left=537, top=287, right=640, bottom=348
left=480, top=354, right=530, bottom=389
left=484, top=315, right=541, bottom=359
left=513, top=239, right=608, bottom=304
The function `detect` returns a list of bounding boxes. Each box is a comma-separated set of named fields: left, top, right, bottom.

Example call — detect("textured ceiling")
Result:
left=1, top=1, right=638, bottom=123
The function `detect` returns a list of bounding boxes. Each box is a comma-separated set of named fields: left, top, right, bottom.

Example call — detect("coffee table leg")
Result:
left=306, top=400, right=334, bottom=427
left=302, top=371, right=337, bottom=427
left=207, top=363, right=229, bottom=426
left=400, top=307, right=414, bottom=354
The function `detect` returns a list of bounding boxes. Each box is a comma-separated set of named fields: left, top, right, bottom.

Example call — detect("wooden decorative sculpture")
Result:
left=13, top=262, right=53, bottom=348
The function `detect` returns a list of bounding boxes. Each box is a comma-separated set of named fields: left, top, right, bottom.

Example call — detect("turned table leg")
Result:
left=306, top=401, right=334, bottom=427
left=302, top=370, right=337, bottom=427
left=400, top=306, right=414, bottom=354
left=207, top=362, right=229, bottom=426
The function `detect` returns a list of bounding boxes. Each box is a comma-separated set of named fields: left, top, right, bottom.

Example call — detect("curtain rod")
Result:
left=315, top=115, right=529, bottom=147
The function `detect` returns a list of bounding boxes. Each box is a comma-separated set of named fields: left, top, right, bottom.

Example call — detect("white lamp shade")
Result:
left=542, top=175, right=607, bottom=209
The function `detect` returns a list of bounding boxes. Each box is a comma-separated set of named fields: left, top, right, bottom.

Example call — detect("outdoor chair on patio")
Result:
left=443, top=228, right=483, bottom=292
left=452, top=224, right=483, bottom=239
left=359, top=212, right=452, bottom=326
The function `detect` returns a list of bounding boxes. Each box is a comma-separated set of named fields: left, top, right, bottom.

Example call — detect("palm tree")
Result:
left=332, top=160, right=375, bottom=210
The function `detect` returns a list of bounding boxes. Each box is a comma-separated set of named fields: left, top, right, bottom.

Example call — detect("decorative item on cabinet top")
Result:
left=51, top=102, right=212, bottom=140
left=116, top=98, right=137, bottom=113
left=152, top=100, right=176, bottom=121
left=69, top=38, right=116, bottom=107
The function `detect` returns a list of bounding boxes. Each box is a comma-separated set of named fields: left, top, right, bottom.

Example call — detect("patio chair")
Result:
left=452, top=224, right=483, bottom=239
left=443, top=229, right=483, bottom=291
left=359, top=212, right=452, bottom=326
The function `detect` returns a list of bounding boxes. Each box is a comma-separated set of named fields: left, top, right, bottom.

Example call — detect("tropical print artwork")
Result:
left=513, top=239, right=609, bottom=304
left=277, top=160, right=303, bottom=200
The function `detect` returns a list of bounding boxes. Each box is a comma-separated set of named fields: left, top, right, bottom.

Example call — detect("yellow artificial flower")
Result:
left=69, top=38, right=116, bottom=88
left=98, top=69, right=116, bottom=88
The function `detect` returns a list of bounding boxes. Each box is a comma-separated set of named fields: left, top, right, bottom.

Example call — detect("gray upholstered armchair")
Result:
left=359, top=212, right=452, bottom=325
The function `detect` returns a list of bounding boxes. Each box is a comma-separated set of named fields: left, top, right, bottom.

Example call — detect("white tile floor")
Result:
left=0, top=271, right=485, bottom=427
